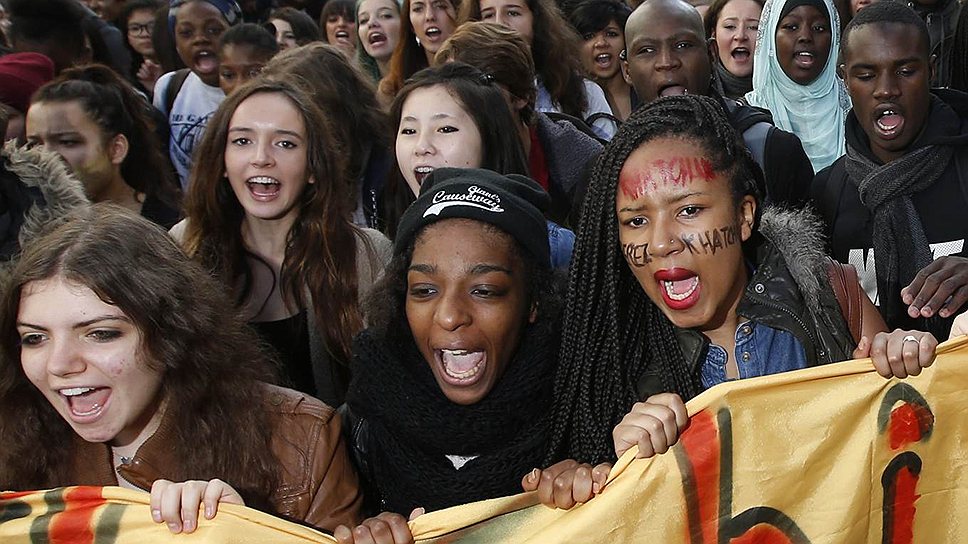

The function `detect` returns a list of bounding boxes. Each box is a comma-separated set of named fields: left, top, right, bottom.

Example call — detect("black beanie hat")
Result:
left=393, top=167, right=551, bottom=267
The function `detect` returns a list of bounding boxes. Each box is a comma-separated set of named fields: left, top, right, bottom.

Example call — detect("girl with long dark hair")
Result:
left=173, top=78, right=390, bottom=408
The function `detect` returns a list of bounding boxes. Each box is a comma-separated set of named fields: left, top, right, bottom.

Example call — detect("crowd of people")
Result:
left=0, top=0, right=967, bottom=541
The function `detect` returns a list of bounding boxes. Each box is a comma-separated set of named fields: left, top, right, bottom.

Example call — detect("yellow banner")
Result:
left=4, top=337, right=967, bottom=543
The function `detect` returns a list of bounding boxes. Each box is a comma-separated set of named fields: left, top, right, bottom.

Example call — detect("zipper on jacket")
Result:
left=745, top=288, right=822, bottom=359
left=115, top=463, right=142, bottom=489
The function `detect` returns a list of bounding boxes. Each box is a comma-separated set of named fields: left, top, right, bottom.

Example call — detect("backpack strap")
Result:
left=742, top=121, right=771, bottom=169
left=584, top=111, right=621, bottom=131
left=164, top=68, right=191, bottom=117
left=819, top=159, right=848, bottom=237
left=543, top=111, right=607, bottom=145
left=954, top=142, right=968, bottom=208
left=826, top=258, right=864, bottom=344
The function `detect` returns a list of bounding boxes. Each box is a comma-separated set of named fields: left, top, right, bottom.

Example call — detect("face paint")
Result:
left=681, top=224, right=740, bottom=256
left=619, top=156, right=716, bottom=199
left=623, top=242, right=652, bottom=267
left=616, top=137, right=755, bottom=332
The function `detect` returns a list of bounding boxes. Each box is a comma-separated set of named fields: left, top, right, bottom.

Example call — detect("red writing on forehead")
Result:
left=619, top=156, right=716, bottom=199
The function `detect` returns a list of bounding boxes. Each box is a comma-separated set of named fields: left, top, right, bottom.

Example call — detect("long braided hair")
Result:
left=544, top=94, right=764, bottom=465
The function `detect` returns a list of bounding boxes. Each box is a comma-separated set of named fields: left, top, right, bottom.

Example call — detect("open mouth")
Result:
left=414, top=165, right=434, bottom=186
left=335, top=29, right=351, bottom=42
left=436, top=348, right=487, bottom=385
left=874, top=106, right=905, bottom=139
left=663, top=276, right=699, bottom=301
left=246, top=176, right=281, bottom=200
left=730, top=47, right=750, bottom=61
left=424, top=26, right=442, bottom=41
left=658, top=83, right=688, bottom=97
left=793, top=50, right=816, bottom=70
left=654, top=268, right=702, bottom=310
left=595, top=53, right=613, bottom=68
left=61, top=386, right=111, bottom=421
left=368, top=31, right=387, bottom=45
left=194, top=51, right=218, bottom=74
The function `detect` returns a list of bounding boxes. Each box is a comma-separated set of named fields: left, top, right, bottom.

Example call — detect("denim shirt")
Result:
left=700, top=320, right=809, bottom=389
left=547, top=220, right=575, bottom=271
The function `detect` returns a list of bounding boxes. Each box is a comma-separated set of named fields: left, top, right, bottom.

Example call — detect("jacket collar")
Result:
left=70, top=402, right=181, bottom=490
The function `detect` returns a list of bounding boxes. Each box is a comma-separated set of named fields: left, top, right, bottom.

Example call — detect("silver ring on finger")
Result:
left=902, top=335, right=920, bottom=344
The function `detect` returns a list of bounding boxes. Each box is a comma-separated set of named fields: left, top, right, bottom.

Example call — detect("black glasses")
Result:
left=127, top=23, right=153, bottom=36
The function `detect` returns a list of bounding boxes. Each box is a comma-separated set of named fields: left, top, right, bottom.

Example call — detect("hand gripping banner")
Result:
left=3, top=336, right=967, bottom=543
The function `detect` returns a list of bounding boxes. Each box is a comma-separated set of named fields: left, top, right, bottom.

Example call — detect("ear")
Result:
left=837, top=63, right=846, bottom=82
left=621, top=54, right=632, bottom=85
left=107, top=133, right=129, bottom=165
left=739, top=195, right=756, bottom=242
left=528, top=301, right=538, bottom=324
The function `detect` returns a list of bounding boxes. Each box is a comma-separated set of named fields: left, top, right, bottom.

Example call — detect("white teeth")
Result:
left=415, top=166, right=434, bottom=174
left=62, top=387, right=95, bottom=397
left=663, top=277, right=699, bottom=301
left=426, top=27, right=440, bottom=35
left=439, top=349, right=485, bottom=380
left=796, top=51, right=813, bottom=57
left=248, top=176, right=279, bottom=185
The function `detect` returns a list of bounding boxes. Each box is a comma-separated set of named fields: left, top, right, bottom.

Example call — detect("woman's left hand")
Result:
left=149, top=478, right=244, bottom=534
left=853, top=330, right=937, bottom=379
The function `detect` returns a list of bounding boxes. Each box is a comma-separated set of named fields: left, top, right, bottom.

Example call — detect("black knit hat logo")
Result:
left=424, top=185, right=506, bottom=217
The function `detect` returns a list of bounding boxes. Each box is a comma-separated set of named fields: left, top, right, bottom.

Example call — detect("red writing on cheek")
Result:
left=620, top=156, right=716, bottom=199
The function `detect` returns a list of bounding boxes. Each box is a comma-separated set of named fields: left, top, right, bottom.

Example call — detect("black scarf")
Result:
left=714, top=61, right=753, bottom=100
left=844, top=139, right=953, bottom=330
left=346, top=325, right=556, bottom=515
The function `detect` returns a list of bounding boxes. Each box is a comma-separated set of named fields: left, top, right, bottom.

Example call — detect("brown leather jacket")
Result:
left=69, top=384, right=362, bottom=532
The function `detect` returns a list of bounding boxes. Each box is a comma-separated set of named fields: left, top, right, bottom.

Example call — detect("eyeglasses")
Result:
left=127, top=23, right=153, bottom=36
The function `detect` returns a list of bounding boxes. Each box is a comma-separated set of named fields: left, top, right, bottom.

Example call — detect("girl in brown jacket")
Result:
left=0, top=204, right=362, bottom=534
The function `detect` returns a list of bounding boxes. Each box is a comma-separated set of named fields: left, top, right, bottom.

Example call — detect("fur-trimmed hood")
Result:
left=755, top=205, right=830, bottom=309
left=0, top=140, right=89, bottom=286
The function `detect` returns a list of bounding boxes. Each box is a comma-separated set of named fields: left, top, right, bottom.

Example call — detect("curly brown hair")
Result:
left=0, top=204, right=280, bottom=509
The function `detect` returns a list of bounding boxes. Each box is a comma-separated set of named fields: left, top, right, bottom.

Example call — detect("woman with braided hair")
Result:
left=536, top=95, right=938, bottom=493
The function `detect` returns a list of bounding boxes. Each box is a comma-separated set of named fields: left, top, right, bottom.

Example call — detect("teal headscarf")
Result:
left=745, top=0, right=850, bottom=173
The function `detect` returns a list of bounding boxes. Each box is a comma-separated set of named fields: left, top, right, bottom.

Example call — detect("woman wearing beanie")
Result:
left=334, top=167, right=567, bottom=543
